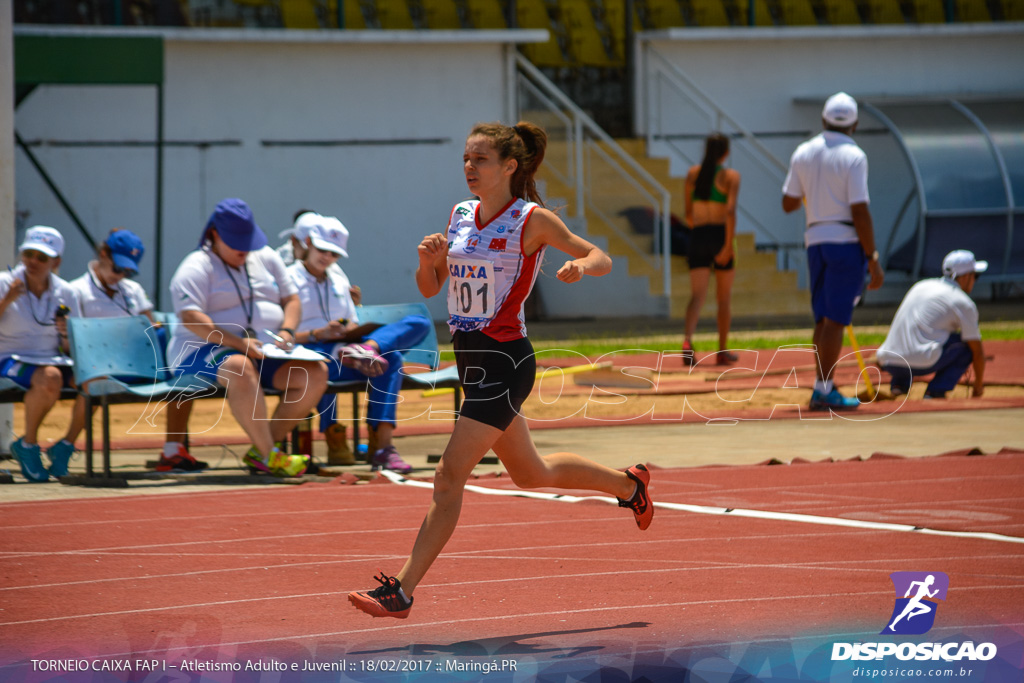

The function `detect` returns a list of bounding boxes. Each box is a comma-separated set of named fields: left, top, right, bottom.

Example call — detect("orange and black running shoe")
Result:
left=618, top=463, right=653, bottom=530
left=348, top=572, right=413, bottom=619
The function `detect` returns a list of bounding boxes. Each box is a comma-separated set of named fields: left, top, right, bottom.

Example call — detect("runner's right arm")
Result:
left=416, top=232, right=449, bottom=298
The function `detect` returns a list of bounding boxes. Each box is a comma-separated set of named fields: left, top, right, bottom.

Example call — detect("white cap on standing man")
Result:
left=823, top=92, right=858, bottom=128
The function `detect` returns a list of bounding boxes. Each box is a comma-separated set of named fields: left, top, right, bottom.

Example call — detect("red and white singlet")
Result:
left=445, top=197, right=544, bottom=341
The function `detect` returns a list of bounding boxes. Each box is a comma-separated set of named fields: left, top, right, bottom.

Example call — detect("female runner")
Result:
left=348, top=121, right=653, bottom=618
left=681, top=132, right=740, bottom=366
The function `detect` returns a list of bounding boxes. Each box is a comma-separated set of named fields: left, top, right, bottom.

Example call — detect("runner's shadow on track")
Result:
left=350, top=621, right=650, bottom=659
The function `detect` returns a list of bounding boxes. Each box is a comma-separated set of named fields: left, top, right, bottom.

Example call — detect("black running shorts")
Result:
left=686, top=223, right=734, bottom=270
left=453, top=330, right=536, bottom=431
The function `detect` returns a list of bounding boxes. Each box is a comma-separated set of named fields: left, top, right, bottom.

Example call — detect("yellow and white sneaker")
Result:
left=243, top=446, right=310, bottom=477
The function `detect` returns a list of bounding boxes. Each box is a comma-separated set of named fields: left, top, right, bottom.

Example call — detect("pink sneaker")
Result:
left=340, top=343, right=389, bottom=378
left=371, top=446, right=412, bottom=474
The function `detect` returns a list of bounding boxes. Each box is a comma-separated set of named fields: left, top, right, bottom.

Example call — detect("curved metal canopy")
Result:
left=862, top=97, right=1023, bottom=282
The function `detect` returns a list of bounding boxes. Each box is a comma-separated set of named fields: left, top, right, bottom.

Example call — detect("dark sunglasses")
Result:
left=310, top=245, right=341, bottom=259
left=22, top=249, right=51, bottom=264
left=112, top=263, right=137, bottom=278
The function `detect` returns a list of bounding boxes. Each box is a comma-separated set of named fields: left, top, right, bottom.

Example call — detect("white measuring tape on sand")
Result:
left=378, top=470, right=1024, bottom=546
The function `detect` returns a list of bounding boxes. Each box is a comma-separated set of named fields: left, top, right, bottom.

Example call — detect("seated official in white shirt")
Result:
left=286, top=217, right=430, bottom=472
left=63, top=228, right=174, bottom=470
left=0, top=226, right=82, bottom=482
left=165, top=198, right=328, bottom=478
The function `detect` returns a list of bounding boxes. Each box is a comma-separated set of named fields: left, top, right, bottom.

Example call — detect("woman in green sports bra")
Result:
left=682, top=132, right=741, bottom=366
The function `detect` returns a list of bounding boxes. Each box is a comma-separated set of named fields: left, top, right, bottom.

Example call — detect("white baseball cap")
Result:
left=823, top=92, right=858, bottom=128
left=278, top=211, right=323, bottom=241
left=20, top=225, right=65, bottom=258
left=942, top=250, right=988, bottom=278
left=309, top=217, right=349, bottom=258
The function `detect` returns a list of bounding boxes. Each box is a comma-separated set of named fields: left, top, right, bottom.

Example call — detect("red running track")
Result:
left=1, top=451, right=1023, bottom=679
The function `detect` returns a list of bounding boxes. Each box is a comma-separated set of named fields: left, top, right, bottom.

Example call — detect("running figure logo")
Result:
left=881, top=571, right=949, bottom=635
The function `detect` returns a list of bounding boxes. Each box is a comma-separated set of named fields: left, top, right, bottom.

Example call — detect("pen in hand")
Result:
left=263, top=329, right=295, bottom=350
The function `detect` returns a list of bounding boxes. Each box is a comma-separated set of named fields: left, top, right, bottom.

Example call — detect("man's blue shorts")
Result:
left=807, top=243, right=867, bottom=326
left=0, top=357, right=74, bottom=389
left=173, top=343, right=292, bottom=390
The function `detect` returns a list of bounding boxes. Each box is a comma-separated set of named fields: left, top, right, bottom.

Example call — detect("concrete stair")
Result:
left=538, top=137, right=806, bottom=320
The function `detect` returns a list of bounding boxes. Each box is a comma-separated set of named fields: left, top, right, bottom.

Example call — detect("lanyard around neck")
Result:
left=313, top=274, right=332, bottom=323
left=217, top=254, right=255, bottom=331
left=88, top=264, right=132, bottom=315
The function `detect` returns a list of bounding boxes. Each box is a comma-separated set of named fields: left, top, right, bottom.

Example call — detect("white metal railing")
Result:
left=515, top=53, right=674, bottom=299
left=642, top=44, right=803, bottom=264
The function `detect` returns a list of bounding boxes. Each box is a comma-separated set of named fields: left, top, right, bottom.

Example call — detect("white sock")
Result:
left=163, top=442, right=183, bottom=457
left=397, top=587, right=410, bottom=602
left=814, top=379, right=833, bottom=394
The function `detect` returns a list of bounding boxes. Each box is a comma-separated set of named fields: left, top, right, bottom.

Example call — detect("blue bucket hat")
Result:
left=105, top=230, right=145, bottom=274
left=201, top=198, right=268, bottom=252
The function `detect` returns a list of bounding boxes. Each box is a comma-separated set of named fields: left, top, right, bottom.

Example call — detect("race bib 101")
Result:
left=447, top=256, right=494, bottom=328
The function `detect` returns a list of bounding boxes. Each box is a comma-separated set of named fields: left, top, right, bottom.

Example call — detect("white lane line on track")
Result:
left=379, top=470, right=1024, bottom=545
left=6, top=548, right=1020, bottom=593
left=0, top=515, right=623, bottom=559
left=0, top=527, right=888, bottom=566
left=2, top=561, right=1020, bottom=629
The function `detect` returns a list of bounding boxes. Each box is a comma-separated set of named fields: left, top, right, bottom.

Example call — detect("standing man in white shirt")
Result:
left=782, top=92, right=885, bottom=411
left=875, top=250, right=986, bottom=399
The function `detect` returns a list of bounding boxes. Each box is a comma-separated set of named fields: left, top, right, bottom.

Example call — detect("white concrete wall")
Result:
left=13, top=27, right=543, bottom=321
left=637, top=24, right=1024, bottom=137
left=636, top=23, right=1024, bottom=293
left=534, top=217, right=666, bottom=320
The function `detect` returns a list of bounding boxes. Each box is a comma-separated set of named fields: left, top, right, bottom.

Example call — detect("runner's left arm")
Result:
left=525, top=208, right=612, bottom=283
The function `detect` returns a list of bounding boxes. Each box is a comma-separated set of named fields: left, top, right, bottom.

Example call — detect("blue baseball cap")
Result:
left=201, top=198, right=268, bottom=252
left=105, top=230, right=145, bottom=274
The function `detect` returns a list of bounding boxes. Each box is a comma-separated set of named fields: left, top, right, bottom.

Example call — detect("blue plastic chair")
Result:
left=67, top=315, right=221, bottom=481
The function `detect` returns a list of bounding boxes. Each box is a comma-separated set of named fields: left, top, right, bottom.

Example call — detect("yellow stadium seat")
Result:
left=560, top=0, right=616, bottom=66
left=734, top=0, right=772, bottom=25
left=912, top=0, right=945, bottom=21
left=326, top=0, right=369, bottom=28
left=517, top=0, right=569, bottom=67
left=645, top=0, right=685, bottom=27
left=467, top=0, right=508, bottom=27
left=375, top=0, right=416, bottom=27
left=820, top=0, right=861, bottom=24
left=688, top=0, right=730, bottom=26
left=1001, top=0, right=1024, bottom=20
left=863, top=0, right=904, bottom=23
left=956, top=0, right=990, bottom=20
left=422, top=0, right=462, bottom=27
left=605, top=0, right=642, bottom=61
left=777, top=0, right=816, bottom=24
left=280, top=0, right=320, bottom=27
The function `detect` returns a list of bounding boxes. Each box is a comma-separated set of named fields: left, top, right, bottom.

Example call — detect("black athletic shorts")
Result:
left=687, top=223, right=734, bottom=270
left=453, top=330, right=536, bottom=431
